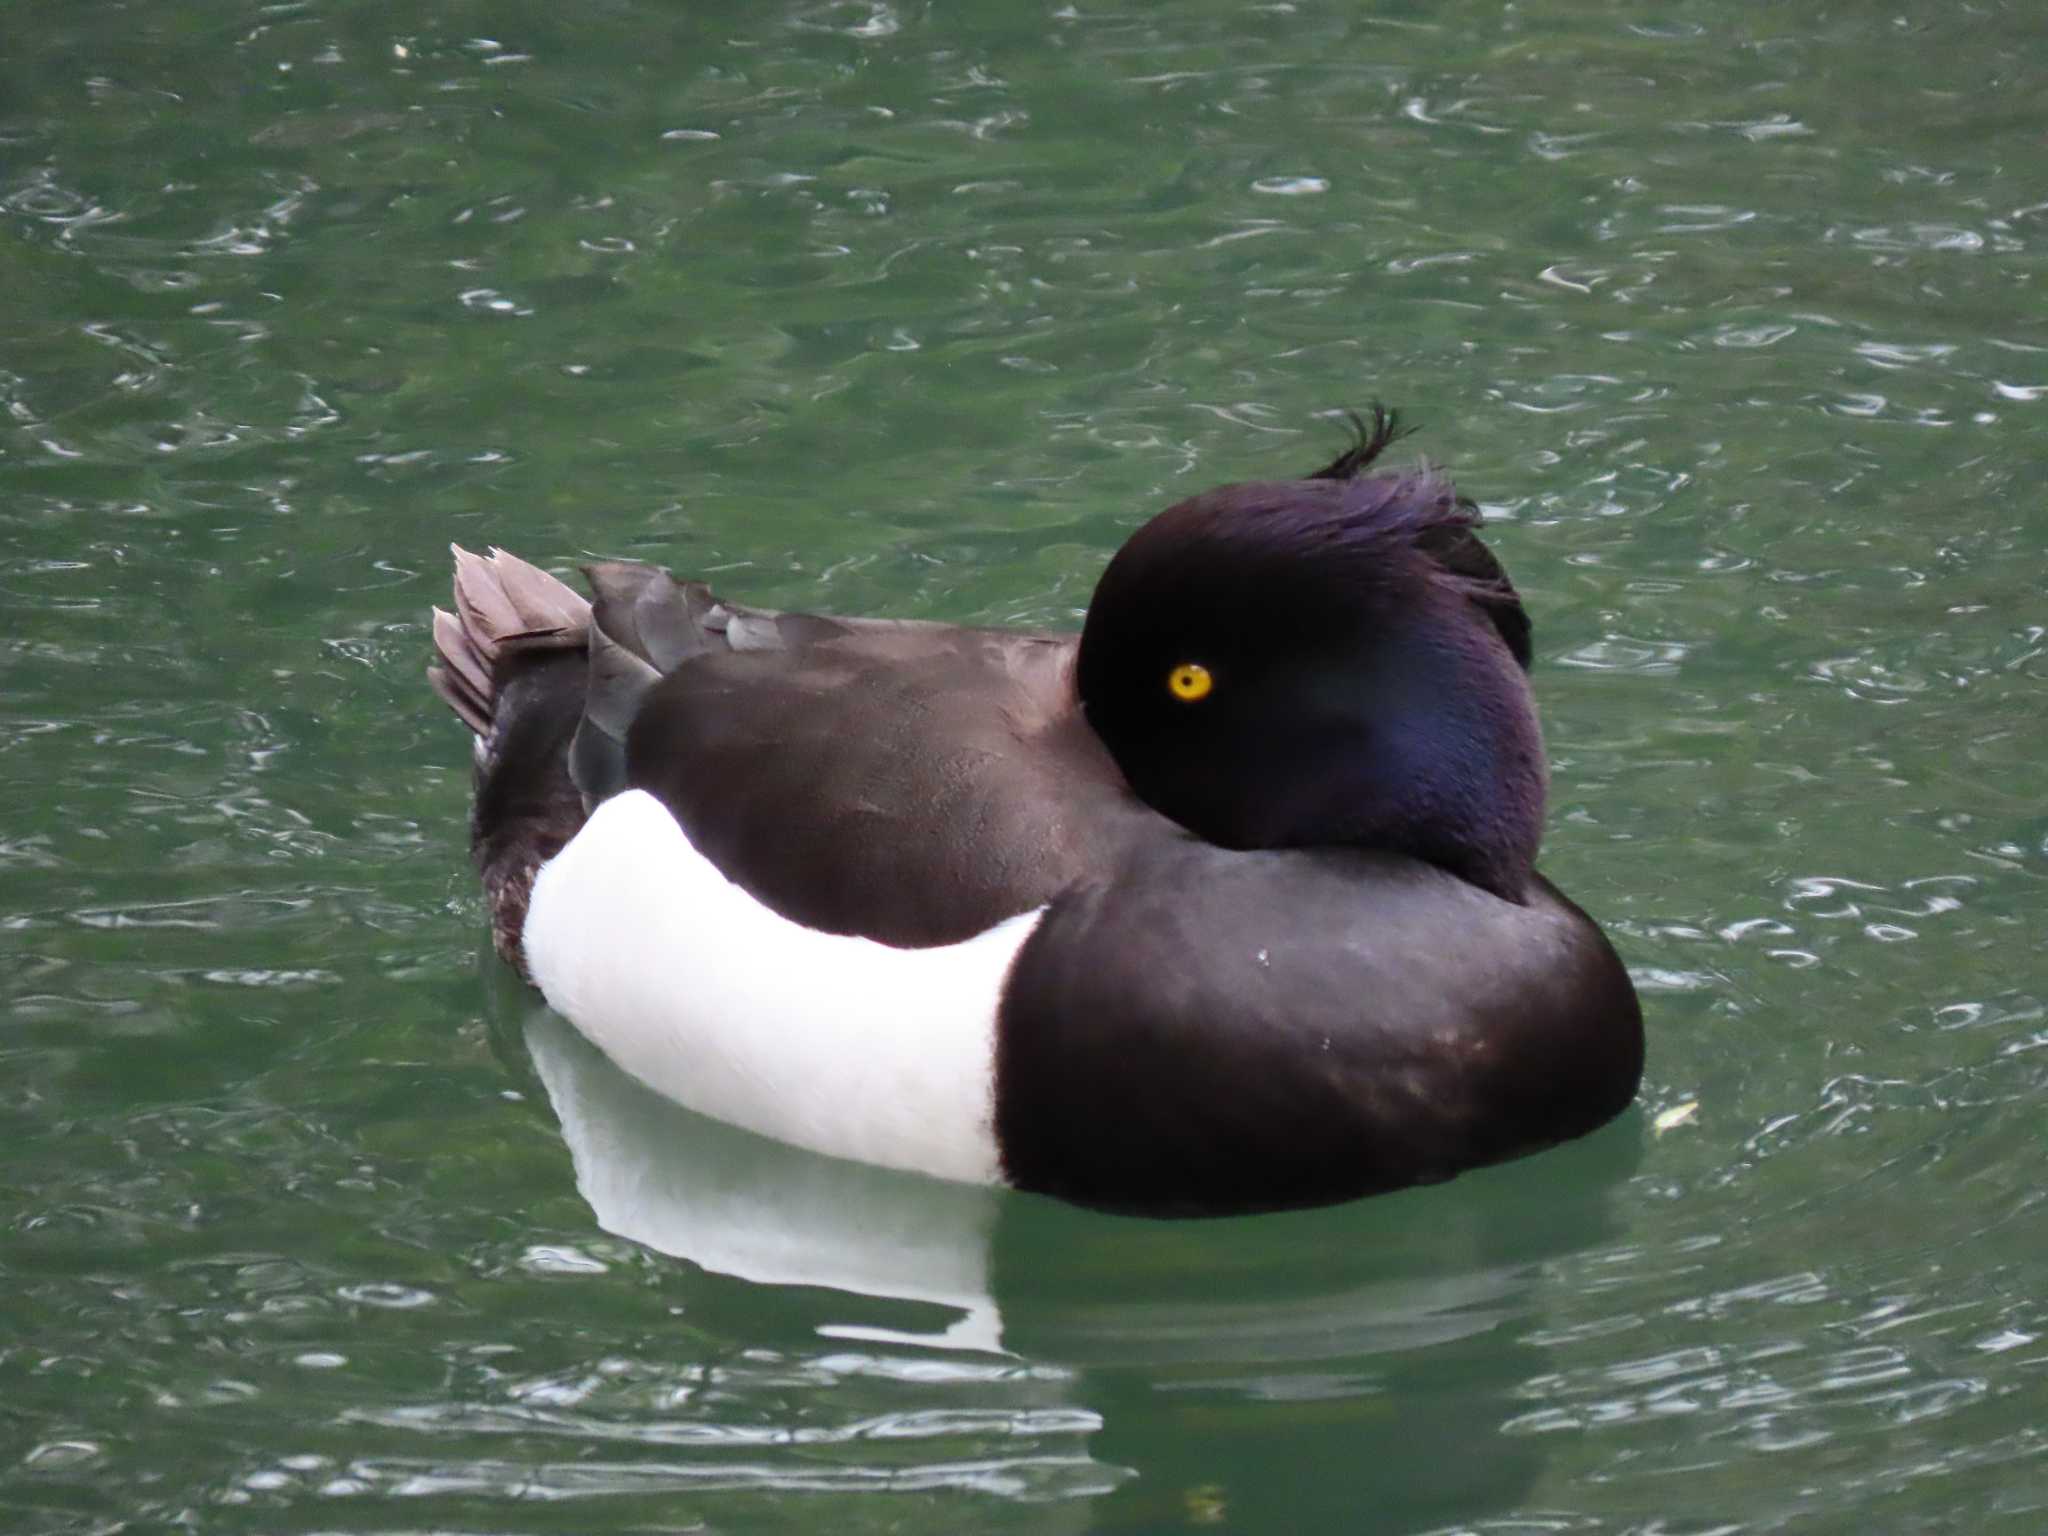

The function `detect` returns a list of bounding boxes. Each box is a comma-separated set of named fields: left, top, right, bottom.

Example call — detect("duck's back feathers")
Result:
left=437, top=548, right=1153, bottom=956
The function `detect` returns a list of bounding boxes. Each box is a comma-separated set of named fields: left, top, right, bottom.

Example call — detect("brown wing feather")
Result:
left=625, top=623, right=1153, bottom=947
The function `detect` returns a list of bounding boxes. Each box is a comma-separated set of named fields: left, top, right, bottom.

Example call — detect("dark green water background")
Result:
left=4, top=2, right=2044, bottom=1531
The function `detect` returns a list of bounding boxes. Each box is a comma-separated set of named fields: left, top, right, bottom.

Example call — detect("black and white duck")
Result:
left=429, top=411, right=1643, bottom=1216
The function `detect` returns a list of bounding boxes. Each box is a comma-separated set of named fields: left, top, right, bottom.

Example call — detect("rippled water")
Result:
left=4, top=2, right=2044, bottom=1531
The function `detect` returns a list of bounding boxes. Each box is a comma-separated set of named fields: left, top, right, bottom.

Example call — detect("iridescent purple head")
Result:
left=1077, top=413, right=1546, bottom=901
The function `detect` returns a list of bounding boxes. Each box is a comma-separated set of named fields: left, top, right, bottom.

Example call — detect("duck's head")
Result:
left=1076, top=413, right=1546, bottom=902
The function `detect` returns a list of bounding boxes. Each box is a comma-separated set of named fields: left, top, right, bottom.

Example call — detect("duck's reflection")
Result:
left=523, top=1000, right=1007, bottom=1353
left=496, top=975, right=1640, bottom=1531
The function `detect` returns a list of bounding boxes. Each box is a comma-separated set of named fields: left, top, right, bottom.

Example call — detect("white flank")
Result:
left=522, top=789, right=1040, bottom=1186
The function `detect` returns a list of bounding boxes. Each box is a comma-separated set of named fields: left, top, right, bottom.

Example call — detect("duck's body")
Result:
left=431, top=415, right=1643, bottom=1215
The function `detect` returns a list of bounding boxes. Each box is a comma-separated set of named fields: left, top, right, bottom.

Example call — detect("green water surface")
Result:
left=3, top=2, right=2044, bottom=1531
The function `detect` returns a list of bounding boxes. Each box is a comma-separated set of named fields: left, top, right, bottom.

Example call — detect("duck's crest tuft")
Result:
left=1305, top=403, right=1414, bottom=483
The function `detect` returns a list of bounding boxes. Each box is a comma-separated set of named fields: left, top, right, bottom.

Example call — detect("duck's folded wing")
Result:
left=575, top=562, right=1148, bottom=949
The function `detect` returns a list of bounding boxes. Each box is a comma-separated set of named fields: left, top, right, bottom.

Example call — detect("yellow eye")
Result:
left=1167, top=662, right=1214, bottom=703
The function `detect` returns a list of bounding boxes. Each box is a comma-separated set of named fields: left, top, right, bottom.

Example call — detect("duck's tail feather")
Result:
left=430, top=546, right=596, bottom=974
left=431, top=547, right=747, bottom=973
left=429, top=545, right=594, bottom=736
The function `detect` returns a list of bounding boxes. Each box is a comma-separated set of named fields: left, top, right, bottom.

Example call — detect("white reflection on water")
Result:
left=519, top=996, right=1583, bottom=1366
left=526, top=1004, right=1009, bottom=1354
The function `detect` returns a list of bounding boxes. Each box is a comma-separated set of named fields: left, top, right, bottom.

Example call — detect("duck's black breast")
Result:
left=622, top=617, right=1155, bottom=948
left=993, top=839, right=1644, bottom=1216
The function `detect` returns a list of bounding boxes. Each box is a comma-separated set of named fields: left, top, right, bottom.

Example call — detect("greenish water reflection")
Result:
left=3, top=2, right=2044, bottom=1532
